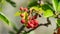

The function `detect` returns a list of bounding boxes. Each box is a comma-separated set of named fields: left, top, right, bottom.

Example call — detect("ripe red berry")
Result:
left=28, top=22, right=34, bottom=28
left=30, top=20, right=35, bottom=24
left=20, top=7, right=24, bottom=11
left=27, top=21, right=31, bottom=29
left=24, top=8, right=28, bottom=12
left=33, top=19, right=38, bottom=28
left=32, top=15, right=37, bottom=19
left=21, top=19, right=25, bottom=24
left=20, top=14, right=24, bottom=17
left=27, top=21, right=34, bottom=28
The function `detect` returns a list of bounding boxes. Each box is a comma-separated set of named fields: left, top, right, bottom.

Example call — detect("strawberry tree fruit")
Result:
left=27, top=21, right=34, bottom=28
left=32, top=19, right=38, bottom=28
left=20, top=14, right=24, bottom=17
left=21, top=19, right=26, bottom=24
left=24, top=8, right=28, bottom=12
left=26, top=19, right=38, bottom=29
left=20, top=7, right=23, bottom=10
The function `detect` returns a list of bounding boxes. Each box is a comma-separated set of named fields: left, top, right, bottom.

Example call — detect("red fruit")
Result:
left=33, top=19, right=38, bottom=23
left=20, top=14, right=24, bottom=17
left=27, top=21, right=34, bottom=28
left=26, top=19, right=38, bottom=29
left=20, top=7, right=24, bottom=11
left=24, top=8, right=28, bottom=12
left=26, top=21, right=31, bottom=29
left=34, top=22, right=38, bottom=28
left=33, top=19, right=38, bottom=28
left=32, top=16, right=37, bottom=19
left=30, top=20, right=35, bottom=24
left=21, top=19, right=25, bottom=24
left=28, top=23, right=34, bottom=28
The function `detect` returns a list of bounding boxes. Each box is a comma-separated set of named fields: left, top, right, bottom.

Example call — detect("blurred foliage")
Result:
left=41, top=4, right=52, bottom=11
left=0, top=0, right=6, bottom=12
left=28, top=0, right=38, bottom=8
left=0, top=1, right=1, bottom=2
left=57, top=2, right=60, bottom=12
left=0, top=12, right=18, bottom=34
left=43, top=9, right=54, bottom=17
left=15, top=11, right=21, bottom=16
left=0, top=12, right=10, bottom=25
left=9, top=31, right=15, bottom=34
left=57, top=19, right=60, bottom=27
left=12, top=23, right=18, bottom=32
left=52, top=0, right=58, bottom=12
left=6, top=0, right=16, bottom=7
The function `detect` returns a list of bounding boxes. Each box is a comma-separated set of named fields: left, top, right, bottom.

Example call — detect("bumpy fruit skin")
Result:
left=24, top=8, right=28, bottom=12
left=27, top=21, right=34, bottom=28
left=20, top=7, right=24, bottom=11
left=32, top=19, right=38, bottom=28
left=21, top=19, right=25, bottom=24
left=27, top=19, right=38, bottom=29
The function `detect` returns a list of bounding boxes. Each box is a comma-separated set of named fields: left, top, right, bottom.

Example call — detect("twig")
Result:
left=17, top=18, right=51, bottom=34
left=26, top=18, right=51, bottom=33
left=17, top=25, right=25, bottom=34
left=26, top=24, right=43, bottom=33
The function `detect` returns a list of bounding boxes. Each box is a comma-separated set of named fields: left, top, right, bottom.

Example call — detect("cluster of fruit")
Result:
left=20, top=7, right=39, bottom=29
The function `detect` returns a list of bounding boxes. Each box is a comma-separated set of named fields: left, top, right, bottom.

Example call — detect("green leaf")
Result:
left=6, top=0, right=16, bottom=7
left=0, top=12, right=10, bottom=25
left=0, top=0, right=2, bottom=2
left=15, top=11, right=21, bottom=16
left=28, top=0, right=38, bottom=8
left=57, top=19, right=60, bottom=26
left=46, top=1, right=54, bottom=11
left=42, top=4, right=52, bottom=11
left=9, top=1, right=16, bottom=7
left=12, top=23, right=18, bottom=32
left=9, top=31, right=15, bottom=34
left=43, top=9, right=54, bottom=17
left=57, top=2, right=60, bottom=12
left=52, top=0, right=58, bottom=11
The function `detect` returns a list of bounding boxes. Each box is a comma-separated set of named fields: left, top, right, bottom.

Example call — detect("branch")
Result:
left=16, top=25, right=25, bottom=34
left=26, top=18, right=51, bottom=33
left=17, top=18, right=51, bottom=34
left=26, top=24, right=43, bottom=33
